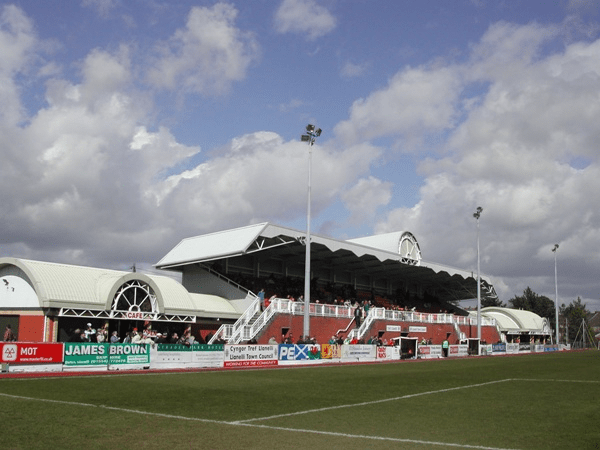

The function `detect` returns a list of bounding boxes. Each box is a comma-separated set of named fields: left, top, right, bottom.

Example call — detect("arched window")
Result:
left=111, top=280, right=158, bottom=313
left=399, top=232, right=421, bottom=264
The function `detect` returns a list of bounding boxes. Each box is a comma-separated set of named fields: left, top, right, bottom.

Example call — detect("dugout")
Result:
left=393, top=336, right=418, bottom=359
left=468, top=338, right=480, bottom=356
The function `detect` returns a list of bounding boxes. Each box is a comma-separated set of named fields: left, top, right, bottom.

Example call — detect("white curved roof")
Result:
left=0, top=257, right=237, bottom=318
left=474, top=307, right=551, bottom=334
left=189, top=293, right=239, bottom=319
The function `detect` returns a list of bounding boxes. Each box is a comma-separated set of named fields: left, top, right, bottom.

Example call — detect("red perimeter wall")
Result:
left=254, top=313, right=500, bottom=345
left=18, top=315, right=45, bottom=342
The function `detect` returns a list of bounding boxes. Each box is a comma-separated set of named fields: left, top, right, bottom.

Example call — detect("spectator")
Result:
left=354, top=304, right=362, bottom=327
left=84, top=323, right=96, bottom=342
left=442, top=338, right=449, bottom=357
left=110, top=331, right=120, bottom=343
left=268, top=336, right=278, bottom=345
left=187, top=334, right=196, bottom=346
left=328, top=335, right=337, bottom=345
left=3, top=324, right=16, bottom=342
left=363, top=300, right=370, bottom=315
left=297, top=335, right=305, bottom=345
left=155, top=333, right=167, bottom=344
left=68, top=328, right=83, bottom=342
left=170, top=332, right=179, bottom=344
left=131, top=330, right=142, bottom=344
left=140, top=332, right=155, bottom=348
left=96, top=323, right=108, bottom=343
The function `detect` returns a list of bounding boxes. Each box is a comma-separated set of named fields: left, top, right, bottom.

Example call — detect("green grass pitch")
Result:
left=1, top=351, right=599, bottom=449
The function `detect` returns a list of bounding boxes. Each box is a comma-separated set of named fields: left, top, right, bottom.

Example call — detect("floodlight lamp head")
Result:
left=552, top=244, right=559, bottom=252
left=301, top=135, right=310, bottom=142
left=473, top=206, right=483, bottom=219
left=306, top=124, right=315, bottom=132
left=315, top=128, right=322, bottom=137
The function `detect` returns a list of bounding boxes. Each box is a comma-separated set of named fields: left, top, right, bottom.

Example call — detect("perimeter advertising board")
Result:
left=278, top=344, right=321, bottom=361
left=321, top=344, right=341, bottom=359
left=223, top=344, right=278, bottom=368
left=191, top=344, right=225, bottom=367
left=448, top=344, right=469, bottom=357
left=492, top=343, right=507, bottom=354
left=63, top=343, right=150, bottom=367
left=1, top=343, right=64, bottom=364
left=418, top=345, right=442, bottom=358
left=151, top=344, right=224, bottom=368
left=341, top=344, right=376, bottom=361
left=376, top=346, right=400, bottom=360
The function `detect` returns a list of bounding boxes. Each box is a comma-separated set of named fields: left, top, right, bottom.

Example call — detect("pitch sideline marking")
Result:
left=0, top=391, right=519, bottom=450
left=2, top=379, right=596, bottom=449
left=236, top=378, right=513, bottom=423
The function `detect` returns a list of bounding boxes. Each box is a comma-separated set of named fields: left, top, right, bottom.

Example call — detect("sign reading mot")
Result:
left=1, top=343, right=64, bottom=364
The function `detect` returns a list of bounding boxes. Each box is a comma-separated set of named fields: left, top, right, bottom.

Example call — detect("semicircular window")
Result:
left=111, top=280, right=158, bottom=313
left=399, top=232, right=422, bottom=264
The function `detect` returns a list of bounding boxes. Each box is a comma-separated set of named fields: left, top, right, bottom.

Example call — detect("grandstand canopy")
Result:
left=156, top=223, right=496, bottom=305
left=475, top=307, right=551, bottom=335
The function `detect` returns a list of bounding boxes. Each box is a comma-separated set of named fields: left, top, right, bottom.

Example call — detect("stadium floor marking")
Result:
left=0, top=391, right=519, bottom=450
left=236, top=378, right=513, bottom=423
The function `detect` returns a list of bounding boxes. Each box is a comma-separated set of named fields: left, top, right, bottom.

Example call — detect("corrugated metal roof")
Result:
left=156, top=223, right=269, bottom=268
left=347, top=231, right=404, bottom=253
left=0, top=257, right=239, bottom=318
left=189, top=293, right=239, bottom=319
left=475, top=307, right=550, bottom=333
left=7, top=258, right=124, bottom=308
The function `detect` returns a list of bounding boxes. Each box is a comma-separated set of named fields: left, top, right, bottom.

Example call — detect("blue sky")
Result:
left=2, top=0, right=600, bottom=311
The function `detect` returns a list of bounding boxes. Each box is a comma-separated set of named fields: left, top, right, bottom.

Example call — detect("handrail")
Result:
left=349, top=307, right=376, bottom=340
left=217, top=298, right=497, bottom=344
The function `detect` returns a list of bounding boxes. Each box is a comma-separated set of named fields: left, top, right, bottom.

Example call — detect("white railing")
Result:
left=350, top=308, right=376, bottom=340
left=214, top=299, right=497, bottom=344
left=210, top=294, right=260, bottom=344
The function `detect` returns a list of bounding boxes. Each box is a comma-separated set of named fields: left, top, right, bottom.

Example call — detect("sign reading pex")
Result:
left=278, top=344, right=321, bottom=360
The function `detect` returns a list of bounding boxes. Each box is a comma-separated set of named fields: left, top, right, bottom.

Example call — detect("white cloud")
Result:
left=147, top=3, right=260, bottom=95
left=0, top=5, right=37, bottom=125
left=81, top=0, right=118, bottom=18
left=150, top=133, right=381, bottom=233
left=341, top=177, right=392, bottom=225
left=3, top=3, right=600, bottom=312
left=334, top=65, right=463, bottom=149
left=373, top=22, right=600, bottom=308
left=274, top=0, right=336, bottom=41
left=340, top=60, right=368, bottom=78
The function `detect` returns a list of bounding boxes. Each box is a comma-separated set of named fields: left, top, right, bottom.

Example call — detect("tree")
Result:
left=481, top=280, right=505, bottom=307
left=481, top=295, right=505, bottom=308
left=508, top=287, right=555, bottom=322
left=560, top=297, right=592, bottom=346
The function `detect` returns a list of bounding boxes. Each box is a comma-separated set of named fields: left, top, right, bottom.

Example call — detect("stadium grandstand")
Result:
left=1, top=222, right=553, bottom=352
left=155, top=223, right=501, bottom=348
